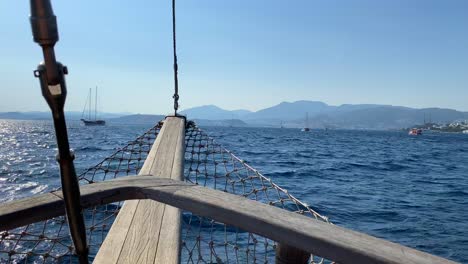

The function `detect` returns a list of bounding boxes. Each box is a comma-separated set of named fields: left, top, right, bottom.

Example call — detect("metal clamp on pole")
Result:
left=29, top=1, right=89, bottom=263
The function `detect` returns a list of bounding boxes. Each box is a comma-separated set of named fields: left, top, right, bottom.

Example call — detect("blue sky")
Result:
left=0, top=0, right=467, bottom=114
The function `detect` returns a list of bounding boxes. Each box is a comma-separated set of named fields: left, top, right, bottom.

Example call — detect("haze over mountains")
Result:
left=180, top=101, right=468, bottom=129
left=2, top=100, right=467, bottom=129
left=0, top=111, right=125, bottom=121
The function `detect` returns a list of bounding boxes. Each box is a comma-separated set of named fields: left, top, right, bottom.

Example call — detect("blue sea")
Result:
left=0, top=119, right=467, bottom=263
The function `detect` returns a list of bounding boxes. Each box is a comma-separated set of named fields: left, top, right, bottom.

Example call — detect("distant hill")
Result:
left=180, top=105, right=252, bottom=120
left=109, top=114, right=165, bottom=124
left=244, top=100, right=330, bottom=120
left=192, top=119, right=248, bottom=127
left=108, top=114, right=248, bottom=127
left=325, top=106, right=468, bottom=129
left=0, top=111, right=126, bottom=121
left=0, top=111, right=248, bottom=127
left=180, top=101, right=468, bottom=129
left=180, top=101, right=394, bottom=123
left=3, top=101, right=467, bottom=129
left=0, top=112, right=50, bottom=120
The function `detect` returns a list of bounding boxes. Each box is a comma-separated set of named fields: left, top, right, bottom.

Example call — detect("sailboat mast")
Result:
left=95, top=86, right=98, bottom=120
left=81, top=91, right=89, bottom=119
left=88, top=88, right=91, bottom=120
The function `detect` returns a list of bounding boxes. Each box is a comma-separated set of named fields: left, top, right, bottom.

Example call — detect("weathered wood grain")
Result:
left=153, top=116, right=185, bottom=263
left=0, top=175, right=457, bottom=264
left=93, top=201, right=139, bottom=264
left=94, top=116, right=185, bottom=264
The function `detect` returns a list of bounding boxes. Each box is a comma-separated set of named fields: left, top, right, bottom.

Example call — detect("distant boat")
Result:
left=301, top=112, right=310, bottom=132
left=229, top=114, right=234, bottom=127
left=463, top=130, right=468, bottom=134
left=81, top=87, right=106, bottom=126
left=408, top=128, right=422, bottom=135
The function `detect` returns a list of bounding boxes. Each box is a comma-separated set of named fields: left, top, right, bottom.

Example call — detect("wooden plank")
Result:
left=153, top=117, right=185, bottom=263
left=0, top=191, right=64, bottom=230
left=116, top=201, right=164, bottom=264
left=92, top=201, right=139, bottom=264
left=0, top=175, right=149, bottom=231
left=94, top=116, right=185, bottom=264
left=137, top=179, right=458, bottom=264
left=0, top=175, right=457, bottom=264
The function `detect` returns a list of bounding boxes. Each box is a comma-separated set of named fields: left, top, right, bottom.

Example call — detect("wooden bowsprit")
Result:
left=93, top=116, right=186, bottom=264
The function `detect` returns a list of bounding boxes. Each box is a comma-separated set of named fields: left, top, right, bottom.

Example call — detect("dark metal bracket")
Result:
left=29, top=0, right=89, bottom=263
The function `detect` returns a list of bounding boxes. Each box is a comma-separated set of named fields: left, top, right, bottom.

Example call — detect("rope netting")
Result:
left=182, top=121, right=330, bottom=264
left=0, top=120, right=331, bottom=263
left=0, top=122, right=163, bottom=263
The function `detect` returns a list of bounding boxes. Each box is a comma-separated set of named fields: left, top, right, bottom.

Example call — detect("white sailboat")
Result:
left=81, top=87, right=106, bottom=126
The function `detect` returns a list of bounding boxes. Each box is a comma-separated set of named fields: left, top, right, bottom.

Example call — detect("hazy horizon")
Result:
left=1, top=1, right=467, bottom=114
left=1, top=99, right=468, bottom=115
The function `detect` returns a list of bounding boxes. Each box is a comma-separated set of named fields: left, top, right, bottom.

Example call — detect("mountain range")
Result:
left=2, top=101, right=467, bottom=129
left=0, top=111, right=126, bottom=121
left=180, top=101, right=468, bottom=129
left=0, top=111, right=246, bottom=127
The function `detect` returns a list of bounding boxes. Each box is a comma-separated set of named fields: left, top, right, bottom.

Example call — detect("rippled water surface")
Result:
left=1, top=120, right=467, bottom=262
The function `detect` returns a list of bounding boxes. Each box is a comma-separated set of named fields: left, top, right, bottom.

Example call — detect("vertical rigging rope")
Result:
left=172, top=0, right=180, bottom=115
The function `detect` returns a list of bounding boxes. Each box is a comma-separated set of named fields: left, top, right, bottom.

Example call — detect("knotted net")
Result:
left=0, top=122, right=162, bottom=263
left=0, top=120, right=331, bottom=263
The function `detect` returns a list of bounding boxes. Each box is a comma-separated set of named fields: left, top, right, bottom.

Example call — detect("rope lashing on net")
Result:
left=172, top=0, right=180, bottom=115
left=0, top=121, right=331, bottom=263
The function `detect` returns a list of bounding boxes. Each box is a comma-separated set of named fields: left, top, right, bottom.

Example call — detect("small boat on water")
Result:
left=409, top=128, right=422, bottom=135
left=81, top=87, right=106, bottom=126
left=463, top=130, right=468, bottom=134
left=302, top=112, right=310, bottom=132
left=81, top=119, right=106, bottom=126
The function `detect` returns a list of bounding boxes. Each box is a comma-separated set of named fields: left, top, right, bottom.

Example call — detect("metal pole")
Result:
left=95, top=86, right=98, bottom=120
left=172, top=0, right=180, bottom=115
left=29, top=1, right=89, bottom=263
left=89, top=88, right=92, bottom=120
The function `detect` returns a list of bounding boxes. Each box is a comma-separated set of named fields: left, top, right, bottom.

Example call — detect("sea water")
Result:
left=0, top=120, right=466, bottom=262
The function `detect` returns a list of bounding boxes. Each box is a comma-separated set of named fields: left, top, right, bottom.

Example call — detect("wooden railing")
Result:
left=0, top=175, right=457, bottom=264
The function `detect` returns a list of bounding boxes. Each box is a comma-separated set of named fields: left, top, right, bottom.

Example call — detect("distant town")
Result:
left=411, top=120, right=468, bottom=133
